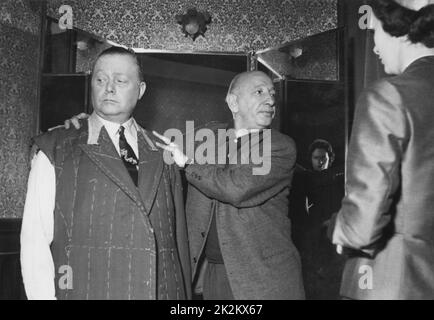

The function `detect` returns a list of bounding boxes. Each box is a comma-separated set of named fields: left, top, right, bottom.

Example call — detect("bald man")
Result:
left=156, top=71, right=305, bottom=300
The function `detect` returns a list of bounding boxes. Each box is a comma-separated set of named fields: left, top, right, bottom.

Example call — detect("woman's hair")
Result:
left=369, top=0, right=434, bottom=48
left=308, top=139, right=335, bottom=164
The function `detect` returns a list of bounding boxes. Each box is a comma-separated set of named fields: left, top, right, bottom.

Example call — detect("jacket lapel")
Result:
left=136, top=127, right=164, bottom=216
left=79, top=126, right=146, bottom=210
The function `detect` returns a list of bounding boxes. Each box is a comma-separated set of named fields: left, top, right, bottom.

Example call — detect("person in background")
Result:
left=290, top=139, right=345, bottom=299
left=309, top=139, right=335, bottom=173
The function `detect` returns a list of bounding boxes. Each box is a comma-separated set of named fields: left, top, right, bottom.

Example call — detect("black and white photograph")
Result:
left=1, top=0, right=434, bottom=308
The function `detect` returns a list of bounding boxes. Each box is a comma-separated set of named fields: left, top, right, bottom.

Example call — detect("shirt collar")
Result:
left=87, top=112, right=139, bottom=144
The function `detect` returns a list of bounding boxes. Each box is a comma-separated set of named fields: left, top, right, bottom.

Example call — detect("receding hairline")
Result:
left=225, top=71, right=272, bottom=102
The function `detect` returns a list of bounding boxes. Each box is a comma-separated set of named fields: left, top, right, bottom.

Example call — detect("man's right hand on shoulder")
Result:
left=64, top=112, right=89, bottom=129
left=48, top=112, right=89, bottom=131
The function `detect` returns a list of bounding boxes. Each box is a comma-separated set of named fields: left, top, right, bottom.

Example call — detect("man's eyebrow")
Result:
left=252, top=85, right=275, bottom=92
left=93, top=70, right=128, bottom=77
left=252, top=83, right=273, bottom=89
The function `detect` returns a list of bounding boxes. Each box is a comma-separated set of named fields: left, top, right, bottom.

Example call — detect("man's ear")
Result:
left=138, top=81, right=146, bottom=99
left=226, top=93, right=238, bottom=113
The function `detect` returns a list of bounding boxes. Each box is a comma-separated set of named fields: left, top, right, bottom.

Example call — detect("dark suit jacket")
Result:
left=333, top=56, right=434, bottom=299
left=185, top=124, right=304, bottom=300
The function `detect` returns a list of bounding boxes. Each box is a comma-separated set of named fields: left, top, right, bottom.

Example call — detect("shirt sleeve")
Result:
left=20, top=151, right=56, bottom=300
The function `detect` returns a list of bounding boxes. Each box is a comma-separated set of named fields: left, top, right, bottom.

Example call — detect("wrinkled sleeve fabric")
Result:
left=20, top=151, right=56, bottom=300
left=332, top=80, right=408, bottom=256
left=184, top=134, right=296, bottom=208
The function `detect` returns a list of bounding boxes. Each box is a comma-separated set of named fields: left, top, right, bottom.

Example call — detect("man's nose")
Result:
left=266, top=91, right=275, bottom=105
left=373, top=45, right=379, bottom=55
left=105, top=80, right=116, bottom=93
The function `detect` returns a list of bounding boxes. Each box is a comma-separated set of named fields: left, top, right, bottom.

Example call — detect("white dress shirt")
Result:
left=20, top=113, right=139, bottom=300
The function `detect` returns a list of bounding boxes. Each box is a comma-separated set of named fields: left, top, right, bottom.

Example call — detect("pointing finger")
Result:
left=155, top=141, right=173, bottom=151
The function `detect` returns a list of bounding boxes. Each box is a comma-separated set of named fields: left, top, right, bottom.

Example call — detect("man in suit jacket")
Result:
left=20, top=47, right=191, bottom=299
left=155, top=71, right=304, bottom=299
left=331, top=0, right=434, bottom=299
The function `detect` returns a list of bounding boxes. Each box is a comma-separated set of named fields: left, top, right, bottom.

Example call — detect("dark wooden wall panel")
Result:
left=0, top=219, right=26, bottom=300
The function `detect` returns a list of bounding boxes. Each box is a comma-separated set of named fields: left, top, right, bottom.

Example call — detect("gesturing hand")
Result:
left=152, top=131, right=190, bottom=168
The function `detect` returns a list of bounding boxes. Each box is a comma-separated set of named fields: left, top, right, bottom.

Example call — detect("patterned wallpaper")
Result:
left=0, top=0, right=41, bottom=35
left=46, top=0, right=337, bottom=52
left=0, top=0, right=41, bottom=218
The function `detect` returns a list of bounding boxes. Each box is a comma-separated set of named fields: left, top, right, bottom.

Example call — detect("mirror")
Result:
left=256, top=28, right=347, bottom=300
left=256, top=27, right=346, bottom=170
left=256, top=28, right=344, bottom=82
